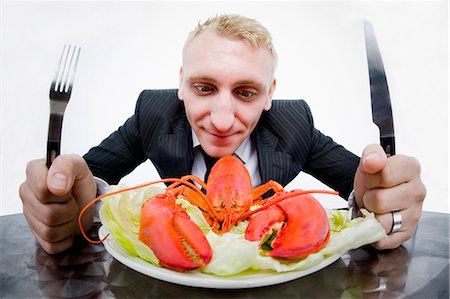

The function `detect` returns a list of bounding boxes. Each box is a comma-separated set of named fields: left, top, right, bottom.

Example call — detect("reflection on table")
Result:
left=0, top=211, right=448, bottom=298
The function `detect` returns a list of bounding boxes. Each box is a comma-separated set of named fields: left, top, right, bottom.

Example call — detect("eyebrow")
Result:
left=189, top=75, right=217, bottom=83
left=189, top=76, right=259, bottom=86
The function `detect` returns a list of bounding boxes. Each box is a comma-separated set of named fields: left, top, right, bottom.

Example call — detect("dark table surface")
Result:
left=1, top=211, right=448, bottom=298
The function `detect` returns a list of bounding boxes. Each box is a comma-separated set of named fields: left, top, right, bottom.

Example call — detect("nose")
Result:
left=210, top=92, right=235, bottom=132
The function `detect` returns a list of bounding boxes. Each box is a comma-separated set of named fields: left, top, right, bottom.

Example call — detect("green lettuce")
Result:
left=99, top=185, right=164, bottom=265
left=99, top=186, right=387, bottom=276
left=249, top=209, right=387, bottom=273
left=202, top=231, right=259, bottom=276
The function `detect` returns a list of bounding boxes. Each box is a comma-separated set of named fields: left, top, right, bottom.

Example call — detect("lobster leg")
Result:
left=166, top=185, right=220, bottom=227
left=167, top=185, right=211, bottom=214
left=139, top=193, right=212, bottom=271
left=251, top=180, right=284, bottom=201
left=167, top=175, right=208, bottom=192
left=245, top=193, right=330, bottom=259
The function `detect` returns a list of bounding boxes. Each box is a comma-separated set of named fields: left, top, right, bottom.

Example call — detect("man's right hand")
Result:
left=19, top=154, right=97, bottom=254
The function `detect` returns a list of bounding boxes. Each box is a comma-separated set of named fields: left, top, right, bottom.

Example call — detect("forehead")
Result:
left=183, top=31, right=274, bottom=84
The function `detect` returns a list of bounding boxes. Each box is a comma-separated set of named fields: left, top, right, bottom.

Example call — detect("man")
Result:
left=19, top=14, right=425, bottom=254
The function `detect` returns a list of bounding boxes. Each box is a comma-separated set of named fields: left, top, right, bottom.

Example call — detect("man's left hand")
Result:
left=353, top=144, right=426, bottom=249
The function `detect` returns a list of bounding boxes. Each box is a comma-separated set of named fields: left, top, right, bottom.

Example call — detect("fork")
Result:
left=46, top=44, right=81, bottom=167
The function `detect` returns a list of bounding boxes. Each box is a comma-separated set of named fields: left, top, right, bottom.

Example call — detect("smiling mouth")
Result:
left=212, top=133, right=231, bottom=138
left=211, top=133, right=231, bottom=141
left=208, top=131, right=235, bottom=143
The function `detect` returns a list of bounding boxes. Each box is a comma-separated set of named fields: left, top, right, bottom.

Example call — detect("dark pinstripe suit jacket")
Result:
left=84, top=89, right=359, bottom=198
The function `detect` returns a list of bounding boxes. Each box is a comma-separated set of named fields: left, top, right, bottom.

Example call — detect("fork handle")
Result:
left=46, top=113, right=64, bottom=168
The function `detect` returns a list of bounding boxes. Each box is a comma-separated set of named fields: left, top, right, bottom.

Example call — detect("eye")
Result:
left=193, top=84, right=215, bottom=95
left=235, top=89, right=257, bottom=101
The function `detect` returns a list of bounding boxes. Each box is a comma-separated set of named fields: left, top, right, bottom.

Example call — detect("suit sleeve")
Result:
left=83, top=93, right=148, bottom=184
left=302, top=103, right=360, bottom=199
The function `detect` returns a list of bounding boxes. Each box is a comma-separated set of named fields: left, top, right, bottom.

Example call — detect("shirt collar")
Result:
left=192, top=129, right=201, bottom=148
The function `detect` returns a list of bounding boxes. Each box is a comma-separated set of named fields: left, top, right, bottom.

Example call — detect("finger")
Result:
left=372, top=230, right=411, bottom=250
left=365, top=155, right=422, bottom=190
left=23, top=203, right=77, bottom=243
left=371, top=208, right=421, bottom=250
left=361, top=182, right=410, bottom=214
left=31, top=227, right=74, bottom=254
left=25, top=159, right=54, bottom=202
left=23, top=206, right=75, bottom=254
left=20, top=181, right=79, bottom=227
left=20, top=177, right=73, bottom=212
left=361, top=177, right=426, bottom=214
left=376, top=209, right=413, bottom=235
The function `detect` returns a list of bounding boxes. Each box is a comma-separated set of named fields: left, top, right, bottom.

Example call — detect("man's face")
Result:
left=178, top=31, right=276, bottom=158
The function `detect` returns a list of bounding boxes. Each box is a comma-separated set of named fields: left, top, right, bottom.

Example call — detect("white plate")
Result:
left=99, top=226, right=343, bottom=289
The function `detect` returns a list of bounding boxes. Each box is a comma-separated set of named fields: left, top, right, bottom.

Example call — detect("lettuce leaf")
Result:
left=99, top=186, right=387, bottom=276
left=175, top=198, right=211, bottom=234
left=202, top=231, right=259, bottom=276
left=250, top=209, right=387, bottom=273
left=99, top=185, right=164, bottom=265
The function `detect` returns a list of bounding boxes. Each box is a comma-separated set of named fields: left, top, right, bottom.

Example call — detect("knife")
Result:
left=364, top=21, right=395, bottom=156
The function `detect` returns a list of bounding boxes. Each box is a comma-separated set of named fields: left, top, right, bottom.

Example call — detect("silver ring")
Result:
left=390, top=210, right=402, bottom=234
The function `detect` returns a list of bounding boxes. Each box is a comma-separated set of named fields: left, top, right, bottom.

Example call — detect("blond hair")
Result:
left=183, top=14, right=278, bottom=70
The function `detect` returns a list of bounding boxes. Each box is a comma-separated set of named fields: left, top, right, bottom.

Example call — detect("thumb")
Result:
left=353, top=144, right=387, bottom=207
left=47, top=154, right=94, bottom=198
left=360, top=144, right=387, bottom=175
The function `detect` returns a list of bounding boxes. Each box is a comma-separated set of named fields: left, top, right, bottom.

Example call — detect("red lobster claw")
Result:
left=139, top=194, right=212, bottom=271
left=245, top=193, right=330, bottom=259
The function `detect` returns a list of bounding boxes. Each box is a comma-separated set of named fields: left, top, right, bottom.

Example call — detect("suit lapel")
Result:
left=254, top=125, right=292, bottom=186
left=157, top=112, right=194, bottom=178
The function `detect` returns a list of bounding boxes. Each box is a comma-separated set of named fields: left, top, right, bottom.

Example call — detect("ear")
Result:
left=263, top=78, right=276, bottom=111
left=177, top=67, right=184, bottom=101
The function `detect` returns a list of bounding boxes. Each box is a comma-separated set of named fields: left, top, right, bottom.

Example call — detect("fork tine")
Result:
left=58, top=44, right=71, bottom=92
left=53, top=44, right=68, bottom=92
left=51, top=45, right=65, bottom=91
left=52, top=44, right=81, bottom=93
left=65, top=46, right=81, bottom=93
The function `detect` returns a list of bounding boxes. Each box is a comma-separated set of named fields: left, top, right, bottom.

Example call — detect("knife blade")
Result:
left=364, top=21, right=395, bottom=156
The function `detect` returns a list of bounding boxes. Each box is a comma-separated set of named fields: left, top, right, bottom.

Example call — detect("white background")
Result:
left=1, top=1, right=448, bottom=215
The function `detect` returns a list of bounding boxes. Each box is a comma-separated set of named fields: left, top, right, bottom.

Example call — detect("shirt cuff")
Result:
left=93, top=176, right=110, bottom=222
left=347, top=189, right=362, bottom=219
left=94, top=176, right=110, bottom=197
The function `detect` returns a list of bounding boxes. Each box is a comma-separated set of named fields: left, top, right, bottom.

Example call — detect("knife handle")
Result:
left=380, top=136, right=396, bottom=156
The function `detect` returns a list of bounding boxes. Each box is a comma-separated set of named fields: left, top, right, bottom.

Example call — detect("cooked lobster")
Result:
left=79, top=155, right=337, bottom=271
